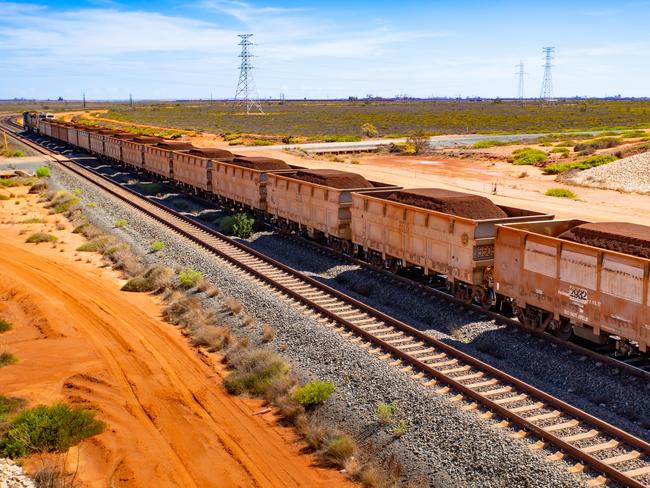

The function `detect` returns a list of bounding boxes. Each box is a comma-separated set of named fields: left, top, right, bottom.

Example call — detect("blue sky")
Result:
left=1, top=0, right=649, bottom=100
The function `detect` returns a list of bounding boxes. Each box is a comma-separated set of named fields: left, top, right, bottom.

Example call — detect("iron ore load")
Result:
left=26, top=115, right=650, bottom=357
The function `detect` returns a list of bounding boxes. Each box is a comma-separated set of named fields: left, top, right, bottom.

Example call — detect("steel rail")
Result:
left=3, top=119, right=650, bottom=487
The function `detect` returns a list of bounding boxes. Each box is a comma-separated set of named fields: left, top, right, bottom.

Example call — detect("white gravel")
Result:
left=563, top=150, right=650, bottom=193
left=0, top=459, right=34, bottom=488
left=47, top=159, right=584, bottom=487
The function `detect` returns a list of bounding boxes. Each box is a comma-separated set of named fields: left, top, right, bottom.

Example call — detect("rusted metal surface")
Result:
left=170, top=151, right=214, bottom=191
left=267, top=171, right=398, bottom=240
left=3, top=120, right=650, bottom=487
left=351, top=190, right=553, bottom=287
left=495, top=220, right=650, bottom=353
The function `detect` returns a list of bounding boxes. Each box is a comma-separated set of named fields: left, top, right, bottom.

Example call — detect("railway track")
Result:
left=3, top=119, right=650, bottom=487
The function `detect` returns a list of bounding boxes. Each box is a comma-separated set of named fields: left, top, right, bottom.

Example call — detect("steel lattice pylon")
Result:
left=233, top=34, right=264, bottom=114
left=540, top=47, right=555, bottom=100
left=516, top=60, right=527, bottom=100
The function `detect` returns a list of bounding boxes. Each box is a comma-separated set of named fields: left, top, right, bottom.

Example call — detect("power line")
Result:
left=233, top=34, right=263, bottom=114
left=515, top=61, right=527, bottom=100
left=540, top=47, right=555, bottom=100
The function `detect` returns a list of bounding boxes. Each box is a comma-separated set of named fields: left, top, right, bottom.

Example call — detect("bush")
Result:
left=245, top=139, right=275, bottom=146
left=220, top=213, right=255, bottom=238
left=22, top=217, right=45, bottom=224
left=543, top=154, right=618, bottom=174
left=0, top=194, right=9, bottom=201
left=511, top=148, right=547, bottom=165
left=545, top=188, right=576, bottom=198
left=360, top=123, right=378, bottom=138
left=150, top=240, right=165, bottom=252
left=0, top=351, right=17, bottom=368
left=26, top=232, right=57, bottom=244
left=121, top=266, right=171, bottom=292
left=114, top=219, right=128, bottom=228
left=224, top=349, right=289, bottom=396
left=0, top=396, right=25, bottom=421
left=323, top=135, right=361, bottom=143
left=392, top=419, right=408, bottom=437
left=35, top=167, right=51, bottom=178
left=316, top=434, right=357, bottom=468
left=549, top=147, right=570, bottom=155
left=0, top=403, right=104, bottom=458
left=77, top=236, right=112, bottom=252
left=0, top=318, right=12, bottom=333
left=0, top=177, right=36, bottom=188
left=292, top=380, right=335, bottom=407
left=191, top=326, right=233, bottom=352
left=179, top=268, right=203, bottom=288
left=46, top=190, right=79, bottom=214
left=472, top=140, right=507, bottom=149
left=376, top=401, right=399, bottom=425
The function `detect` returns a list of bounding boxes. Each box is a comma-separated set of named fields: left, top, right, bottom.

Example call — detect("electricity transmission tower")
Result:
left=515, top=61, right=527, bottom=100
left=233, top=34, right=263, bottom=114
left=540, top=47, right=555, bottom=100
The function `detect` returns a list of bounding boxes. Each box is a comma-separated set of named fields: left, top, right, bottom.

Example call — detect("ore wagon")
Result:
left=494, top=220, right=650, bottom=353
left=351, top=188, right=553, bottom=305
left=171, top=147, right=232, bottom=193
left=76, top=126, right=96, bottom=151
left=144, top=141, right=194, bottom=179
left=267, top=169, right=399, bottom=252
left=212, top=155, right=293, bottom=213
left=89, top=130, right=116, bottom=156
left=67, top=125, right=79, bottom=147
left=104, top=133, right=135, bottom=162
left=121, top=136, right=161, bottom=169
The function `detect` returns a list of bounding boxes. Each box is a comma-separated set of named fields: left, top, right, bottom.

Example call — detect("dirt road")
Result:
left=0, top=191, right=353, bottom=487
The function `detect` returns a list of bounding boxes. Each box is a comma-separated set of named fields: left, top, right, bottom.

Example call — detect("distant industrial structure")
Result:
left=540, top=47, right=555, bottom=100
left=516, top=61, right=527, bottom=100
left=233, top=34, right=264, bottom=114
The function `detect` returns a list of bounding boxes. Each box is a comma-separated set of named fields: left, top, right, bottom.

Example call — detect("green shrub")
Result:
left=376, top=401, right=399, bottom=424
left=26, top=233, right=57, bottom=244
left=292, top=380, right=335, bottom=407
left=0, top=351, right=17, bottom=368
left=545, top=188, right=576, bottom=198
left=72, top=224, right=88, bottom=234
left=0, top=403, right=104, bottom=458
left=35, top=167, right=51, bottom=178
left=549, top=147, right=570, bottom=155
left=543, top=154, right=617, bottom=174
left=245, top=139, right=275, bottom=146
left=360, top=123, right=378, bottom=138
left=392, top=419, right=408, bottom=437
left=323, top=135, right=361, bottom=143
left=114, top=219, right=128, bottom=228
left=0, top=318, right=12, bottom=333
left=179, top=268, right=203, bottom=288
left=224, top=349, right=289, bottom=396
left=220, top=213, right=255, bottom=238
left=317, top=434, right=357, bottom=468
left=72, top=188, right=82, bottom=196
left=77, top=236, right=112, bottom=252
left=150, top=240, right=165, bottom=253
left=472, top=140, right=507, bottom=149
left=85, top=202, right=97, bottom=208
left=22, top=217, right=45, bottom=224
left=121, top=266, right=171, bottom=292
left=224, top=133, right=242, bottom=142
left=54, top=198, right=79, bottom=213
left=0, top=178, right=36, bottom=188
left=0, top=396, right=25, bottom=421
left=511, top=148, right=547, bottom=166
left=0, top=195, right=10, bottom=201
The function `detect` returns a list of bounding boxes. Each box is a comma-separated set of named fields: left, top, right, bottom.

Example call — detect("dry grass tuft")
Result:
left=121, top=266, right=171, bottom=293
left=224, top=296, right=242, bottom=314
left=316, top=434, right=357, bottom=468
left=191, top=326, right=234, bottom=352
left=261, top=324, right=276, bottom=343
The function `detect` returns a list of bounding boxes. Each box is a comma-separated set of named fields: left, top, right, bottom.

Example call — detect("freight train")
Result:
left=23, top=113, right=650, bottom=356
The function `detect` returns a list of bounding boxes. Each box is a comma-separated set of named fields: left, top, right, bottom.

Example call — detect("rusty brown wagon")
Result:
left=144, top=141, right=194, bottom=179
left=104, top=133, right=136, bottom=162
left=120, top=136, right=161, bottom=169
left=351, top=188, right=553, bottom=306
left=212, top=155, right=293, bottom=213
left=494, top=219, right=650, bottom=353
left=267, top=169, right=400, bottom=253
left=171, top=147, right=235, bottom=194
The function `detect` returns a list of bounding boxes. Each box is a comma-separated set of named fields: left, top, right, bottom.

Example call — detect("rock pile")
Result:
left=0, top=459, right=35, bottom=488
left=563, top=150, right=650, bottom=193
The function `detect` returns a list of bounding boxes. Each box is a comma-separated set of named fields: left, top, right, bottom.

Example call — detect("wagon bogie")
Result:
left=494, top=220, right=650, bottom=354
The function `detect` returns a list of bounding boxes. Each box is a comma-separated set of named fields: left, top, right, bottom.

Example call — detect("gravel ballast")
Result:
left=0, top=459, right=34, bottom=488
left=47, top=161, right=584, bottom=487
left=563, top=150, right=650, bottom=193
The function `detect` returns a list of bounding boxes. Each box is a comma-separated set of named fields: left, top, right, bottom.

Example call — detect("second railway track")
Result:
left=2, top=119, right=650, bottom=487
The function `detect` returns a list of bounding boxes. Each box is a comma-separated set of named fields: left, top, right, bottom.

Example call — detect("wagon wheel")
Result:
left=552, top=320, right=573, bottom=341
left=340, top=240, right=352, bottom=256
left=369, top=253, right=383, bottom=268
left=454, top=285, right=473, bottom=305
left=472, top=287, right=494, bottom=311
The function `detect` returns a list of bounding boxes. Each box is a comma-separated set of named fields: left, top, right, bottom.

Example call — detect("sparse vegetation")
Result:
left=316, top=434, right=357, bottom=468
left=219, top=213, right=255, bottom=238
left=76, top=236, right=112, bottom=252
left=511, top=148, right=547, bottom=166
left=35, top=166, right=51, bottom=178
left=0, top=396, right=25, bottom=422
left=0, top=177, right=37, bottom=188
left=224, top=349, right=289, bottom=396
left=22, top=217, right=45, bottom=224
left=0, top=194, right=9, bottom=201
left=392, top=419, right=408, bottom=437
left=0, top=318, right=12, bottom=333
left=26, top=232, right=57, bottom=244
left=179, top=268, right=203, bottom=288
left=406, top=131, right=429, bottom=155
left=292, top=380, right=335, bottom=407
left=472, top=140, right=508, bottom=149
left=114, top=218, right=128, bottom=228
left=150, top=240, right=165, bottom=252
left=121, top=266, right=171, bottom=292
left=224, top=296, right=242, bottom=314
left=47, top=190, right=79, bottom=214
left=0, top=351, right=17, bottom=368
left=0, top=403, right=104, bottom=458
left=545, top=188, right=576, bottom=198
left=376, top=401, right=399, bottom=425
left=261, top=324, right=275, bottom=343
left=543, top=154, right=618, bottom=174
left=361, top=123, right=379, bottom=138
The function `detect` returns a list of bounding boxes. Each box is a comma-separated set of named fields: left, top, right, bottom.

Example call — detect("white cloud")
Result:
left=198, top=0, right=305, bottom=23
